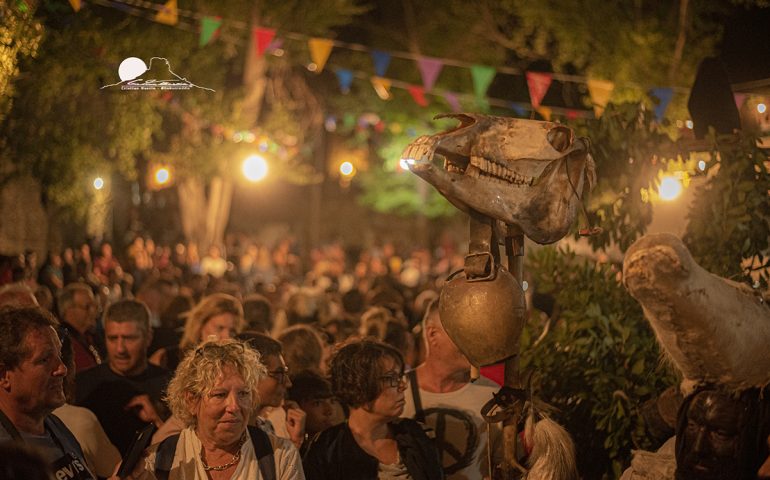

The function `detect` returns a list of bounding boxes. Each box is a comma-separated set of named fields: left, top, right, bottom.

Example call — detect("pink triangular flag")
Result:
left=408, top=85, right=429, bottom=107
left=253, top=27, right=276, bottom=57
left=443, top=92, right=461, bottom=112
left=526, top=71, right=553, bottom=108
left=416, top=56, right=443, bottom=92
left=734, top=93, right=747, bottom=110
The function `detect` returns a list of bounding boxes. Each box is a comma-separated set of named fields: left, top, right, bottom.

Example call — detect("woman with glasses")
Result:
left=115, top=338, right=304, bottom=479
left=303, top=339, right=443, bottom=480
left=150, top=293, right=244, bottom=372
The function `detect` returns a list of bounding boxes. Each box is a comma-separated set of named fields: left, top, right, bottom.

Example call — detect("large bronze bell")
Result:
left=439, top=259, right=526, bottom=367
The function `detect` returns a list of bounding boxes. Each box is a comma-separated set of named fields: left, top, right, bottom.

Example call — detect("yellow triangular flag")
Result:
left=370, top=77, right=392, bottom=100
left=535, top=106, right=552, bottom=121
left=68, top=0, right=82, bottom=12
left=308, top=38, right=334, bottom=73
left=155, top=0, right=178, bottom=26
left=587, top=78, right=614, bottom=117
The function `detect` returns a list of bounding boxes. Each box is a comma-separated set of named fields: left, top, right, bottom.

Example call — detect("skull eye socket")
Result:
left=547, top=126, right=573, bottom=152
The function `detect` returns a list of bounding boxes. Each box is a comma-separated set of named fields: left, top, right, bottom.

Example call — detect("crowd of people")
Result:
left=0, top=234, right=507, bottom=480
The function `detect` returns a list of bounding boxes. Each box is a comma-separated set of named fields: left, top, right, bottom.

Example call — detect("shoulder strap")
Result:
left=408, top=369, right=425, bottom=423
left=248, top=425, right=276, bottom=480
left=154, top=433, right=180, bottom=480
left=0, top=408, right=23, bottom=442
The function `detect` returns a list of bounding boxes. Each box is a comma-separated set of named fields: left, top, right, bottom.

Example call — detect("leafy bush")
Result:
left=521, top=246, right=677, bottom=479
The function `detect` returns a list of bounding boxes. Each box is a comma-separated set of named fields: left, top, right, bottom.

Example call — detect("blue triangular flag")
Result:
left=509, top=102, right=528, bottom=117
left=335, top=69, right=354, bottom=93
left=650, top=87, right=674, bottom=121
left=371, top=50, right=391, bottom=77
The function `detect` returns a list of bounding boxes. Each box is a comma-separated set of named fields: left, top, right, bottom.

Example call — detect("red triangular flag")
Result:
left=253, top=27, right=276, bottom=57
left=566, top=109, right=579, bottom=120
left=407, top=85, right=429, bottom=107
left=526, top=71, right=553, bottom=108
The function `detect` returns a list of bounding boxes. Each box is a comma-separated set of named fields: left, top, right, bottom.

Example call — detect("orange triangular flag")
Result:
left=535, top=106, right=552, bottom=121
left=587, top=78, right=614, bottom=117
left=370, top=77, right=392, bottom=100
left=155, top=0, right=178, bottom=26
left=308, top=38, right=334, bottom=73
left=68, top=0, right=81, bottom=12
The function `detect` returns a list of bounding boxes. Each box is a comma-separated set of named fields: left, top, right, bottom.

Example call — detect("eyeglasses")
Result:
left=267, top=366, right=289, bottom=385
left=379, top=372, right=407, bottom=388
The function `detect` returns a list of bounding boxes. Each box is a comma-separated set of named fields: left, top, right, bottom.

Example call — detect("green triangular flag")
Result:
left=470, top=65, right=496, bottom=99
left=199, top=16, right=222, bottom=47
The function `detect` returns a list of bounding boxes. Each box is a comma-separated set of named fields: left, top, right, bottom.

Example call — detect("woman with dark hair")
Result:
left=303, top=339, right=443, bottom=480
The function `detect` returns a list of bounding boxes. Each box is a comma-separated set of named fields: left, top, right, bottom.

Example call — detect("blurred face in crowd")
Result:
left=200, top=313, right=238, bottom=342
left=1, top=327, right=67, bottom=418
left=258, top=354, right=291, bottom=408
left=105, top=320, right=150, bottom=377
left=299, top=396, right=344, bottom=435
left=65, top=290, right=98, bottom=333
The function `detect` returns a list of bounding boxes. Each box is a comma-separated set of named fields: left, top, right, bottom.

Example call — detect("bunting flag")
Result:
left=525, top=72, right=553, bottom=108
left=68, top=0, right=81, bottom=12
left=308, top=38, right=334, bottom=73
left=587, top=78, right=614, bottom=117
left=566, top=109, right=579, bottom=120
left=416, top=56, right=444, bottom=92
left=649, top=87, right=674, bottom=121
left=266, top=38, right=283, bottom=54
left=471, top=65, right=496, bottom=99
left=510, top=102, right=528, bottom=117
left=734, top=93, right=747, bottom=110
left=408, top=85, right=429, bottom=107
left=199, top=16, right=222, bottom=47
left=535, top=106, right=552, bottom=121
left=443, top=92, right=462, bottom=112
left=335, top=69, right=354, bottom=93
left=371, top=50, right=392, bottom=77
left=370, top=76, right=392, bottom=100
left=154, top=0, right=178, bottom=26
left=254, top=27, right=276, bottom=57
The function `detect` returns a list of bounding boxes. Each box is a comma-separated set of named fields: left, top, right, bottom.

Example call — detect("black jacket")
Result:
left=303, top=418, right=443, bottom=480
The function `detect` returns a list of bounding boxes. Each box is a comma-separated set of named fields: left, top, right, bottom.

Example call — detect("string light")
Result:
left=93, top=177, right=105, bottom=190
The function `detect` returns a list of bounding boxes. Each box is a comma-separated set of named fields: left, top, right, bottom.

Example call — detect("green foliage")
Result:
left=0, top=2, right=43, bottom=124
left=522, top=246, right=677, bottom=478
left=684, top=132, right=770, bottom=285
left=571, top=102, right=677, bottom=252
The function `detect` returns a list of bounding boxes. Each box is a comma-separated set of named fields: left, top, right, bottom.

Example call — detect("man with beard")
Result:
left=75, top=299, right=171, bottom=455
left=0, top=306, right=96, bottom=480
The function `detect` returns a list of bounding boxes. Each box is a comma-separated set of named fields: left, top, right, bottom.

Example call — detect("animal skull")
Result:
left=402, top=113, right=596, bottom=244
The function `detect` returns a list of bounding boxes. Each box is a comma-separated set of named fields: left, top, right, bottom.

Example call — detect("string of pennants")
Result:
left=65, top=0, right=750, bottom=122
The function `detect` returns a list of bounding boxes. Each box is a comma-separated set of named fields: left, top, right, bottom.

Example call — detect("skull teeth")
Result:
left=467, top=156, right=534, bottom=185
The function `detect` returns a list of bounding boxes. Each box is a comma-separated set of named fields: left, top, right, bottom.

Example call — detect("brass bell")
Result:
left=439, top=263, right=526, bottom=366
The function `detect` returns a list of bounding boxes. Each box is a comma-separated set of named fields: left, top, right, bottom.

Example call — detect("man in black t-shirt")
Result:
left=76, top=299, right=171, bottom=455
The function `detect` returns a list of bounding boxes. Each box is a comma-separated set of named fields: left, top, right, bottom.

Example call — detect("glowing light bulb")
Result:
left=93, top=177, right=104, bottom=190
left=758, top=103, right=767, bottom=114
left=154, top=167, right=170, bottom=185
left=339, top=161, right=355, bottom=176
left=698, top=160, right=706, bottom=171
left=242, top=155, right=268, bottom=182
left=659, top=175, right=682, bottom=201
left=685, top=120, right=694, bottom=129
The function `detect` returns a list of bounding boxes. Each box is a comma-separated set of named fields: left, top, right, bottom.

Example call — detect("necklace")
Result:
left=200, top=433, right=247, bottom=472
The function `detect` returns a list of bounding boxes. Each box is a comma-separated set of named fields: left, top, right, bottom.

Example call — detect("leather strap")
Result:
left=408, top=370, right=425, bottom=424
